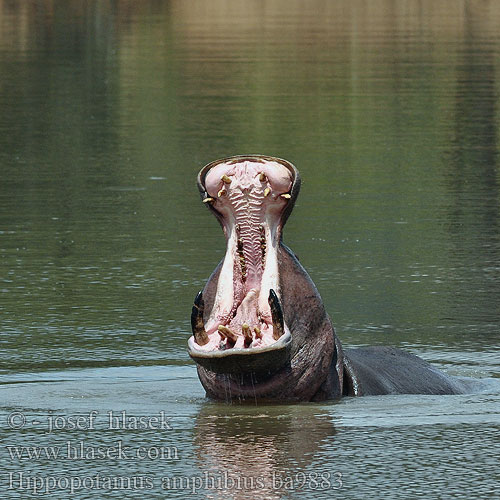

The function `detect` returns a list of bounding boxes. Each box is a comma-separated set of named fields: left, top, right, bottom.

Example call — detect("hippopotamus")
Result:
left=188, top=155, right=474, bottom=401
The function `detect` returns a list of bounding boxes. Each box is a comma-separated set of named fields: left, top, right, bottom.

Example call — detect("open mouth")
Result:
left=188, top=155, right=299, bottom=371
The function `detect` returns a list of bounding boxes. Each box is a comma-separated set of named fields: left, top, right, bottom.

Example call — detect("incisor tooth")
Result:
left=218, top=325, right=237, bottom=343
left=242, top=323, right=252, bottom=347
left=242, top=323, right=251, bottom=338
left=254, top=327, right=262, bottom=339
left=264, top=187, right=271, bottom=197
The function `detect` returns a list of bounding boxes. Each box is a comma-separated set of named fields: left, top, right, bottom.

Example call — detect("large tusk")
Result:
left=268, top=289, right=285, bottom=340
left=191, top=291, right=209, bottom=345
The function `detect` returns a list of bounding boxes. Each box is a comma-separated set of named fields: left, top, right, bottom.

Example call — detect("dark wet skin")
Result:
left=188, top=155, right=478, bottom=402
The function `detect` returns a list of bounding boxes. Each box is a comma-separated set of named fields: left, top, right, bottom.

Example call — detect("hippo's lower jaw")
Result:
left=188, top=330, right=292, bottom=375
left=188, top=156, right=299, bottom=375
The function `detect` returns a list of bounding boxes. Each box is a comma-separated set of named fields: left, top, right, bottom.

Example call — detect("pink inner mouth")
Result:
left=193, top=158, right=293, bottom=351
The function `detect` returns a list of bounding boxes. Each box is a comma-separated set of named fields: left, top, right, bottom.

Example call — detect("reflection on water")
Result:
left=194, top=405, right=337, bottom=500
left=0, top=1, right=499, bottom=499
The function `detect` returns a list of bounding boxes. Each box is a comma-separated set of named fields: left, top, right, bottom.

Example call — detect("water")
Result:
left=0, top=1, right=499, bottom=498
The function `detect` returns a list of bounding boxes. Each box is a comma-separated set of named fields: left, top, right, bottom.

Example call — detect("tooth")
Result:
left=218, top=325, right=237, bottom=344
left=259, top=173, right=266, bottom=182
left=254, top=326, right=262, bottom=339
left=268, top=289, right=284, bottom=340
left=221, top=175, right=232, bottom=184
left=242, top=323, right=252, bottom=347
left=191, top=291, right=209, bottom=345
left=217, top=188, right=225, bottom=197
left=280, top=193, right=291, bottom=199
left=203, top=197, right=215, bottom=203
left=264, top=187, right=271, bottom=197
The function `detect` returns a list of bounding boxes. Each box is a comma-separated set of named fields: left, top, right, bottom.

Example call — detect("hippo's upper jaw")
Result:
left=188, top=156, right=342, bottom=402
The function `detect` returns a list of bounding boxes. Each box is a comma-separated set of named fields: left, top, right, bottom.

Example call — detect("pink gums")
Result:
left=201, top=159, right=292, bottom=350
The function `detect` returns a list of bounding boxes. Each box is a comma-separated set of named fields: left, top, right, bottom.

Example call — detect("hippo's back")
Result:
left=343, top=346, right=479, bottom=396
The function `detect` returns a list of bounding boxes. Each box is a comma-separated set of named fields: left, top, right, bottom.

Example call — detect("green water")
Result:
left=0, top=1, right=499, bottom=498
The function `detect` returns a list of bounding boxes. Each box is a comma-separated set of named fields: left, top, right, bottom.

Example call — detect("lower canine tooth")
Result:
left=191, top=292, right=209, bottom=346
left=268, top=289, right=285, bottom=340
